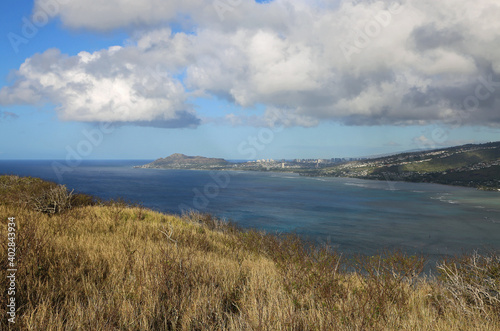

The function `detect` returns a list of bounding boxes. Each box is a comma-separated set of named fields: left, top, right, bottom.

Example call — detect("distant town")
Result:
left=245, top=157, right=367, bottom=169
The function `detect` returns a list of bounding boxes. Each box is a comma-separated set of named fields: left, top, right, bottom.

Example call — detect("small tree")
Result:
left=31, top=185, right=74, bottom=214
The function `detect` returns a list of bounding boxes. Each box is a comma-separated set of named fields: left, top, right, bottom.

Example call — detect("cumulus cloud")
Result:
left=0, top=44, right=199, bottom=127
left=2, top=0, right=500, bottom=128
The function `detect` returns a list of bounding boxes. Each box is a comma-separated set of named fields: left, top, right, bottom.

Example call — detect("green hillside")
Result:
left=400, top=148, right=500, bottom=173
left=312, top=141, right=500, bottom=190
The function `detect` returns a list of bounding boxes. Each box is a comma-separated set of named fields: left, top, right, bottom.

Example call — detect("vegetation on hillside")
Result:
left=136, top=153, right=229, bottom=169
left=1, top=175, right=499, bottom=330
left=313, top=141, right=500, bottom=190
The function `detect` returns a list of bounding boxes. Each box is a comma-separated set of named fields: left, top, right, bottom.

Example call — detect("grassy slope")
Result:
left=1, top=175, right=499, bottom=330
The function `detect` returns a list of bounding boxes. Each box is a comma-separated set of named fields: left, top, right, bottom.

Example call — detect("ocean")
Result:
left=1, top=159, right=500, bottom=258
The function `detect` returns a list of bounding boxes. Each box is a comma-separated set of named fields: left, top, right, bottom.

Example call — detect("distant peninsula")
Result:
left=135, top=153, right=229, bottom=169
left=135, top=141, right=500, bottom=190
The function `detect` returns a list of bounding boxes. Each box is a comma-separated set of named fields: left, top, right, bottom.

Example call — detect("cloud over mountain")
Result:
left=2, top=0, right=500, bottom=128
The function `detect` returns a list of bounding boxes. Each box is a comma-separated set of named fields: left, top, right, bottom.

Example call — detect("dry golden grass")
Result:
left=0, top=175, right=499, bottom=330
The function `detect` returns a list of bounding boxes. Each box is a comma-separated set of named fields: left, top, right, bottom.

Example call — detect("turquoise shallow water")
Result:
left=1, top=160, right=499, bottom=258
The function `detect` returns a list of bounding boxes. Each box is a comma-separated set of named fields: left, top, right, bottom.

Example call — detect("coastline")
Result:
left=134, top=164, right=500, bottom=192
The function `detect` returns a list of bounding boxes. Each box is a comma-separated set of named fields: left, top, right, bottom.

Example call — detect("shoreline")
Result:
left=134, top=165, right=500, bottom=192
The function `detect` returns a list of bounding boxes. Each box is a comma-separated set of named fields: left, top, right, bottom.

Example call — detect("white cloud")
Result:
left=0, top=45, right=198, bottom=127
left=2, top=0, right=500, bottom=128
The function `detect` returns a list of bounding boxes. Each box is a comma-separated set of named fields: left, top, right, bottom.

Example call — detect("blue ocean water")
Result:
left=1, top=159, right=500, bottom=258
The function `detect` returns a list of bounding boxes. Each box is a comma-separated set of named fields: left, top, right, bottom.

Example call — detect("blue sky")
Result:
left=1, top=0, right=499, bottom=160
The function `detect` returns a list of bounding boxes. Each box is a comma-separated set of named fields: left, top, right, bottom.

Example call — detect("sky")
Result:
left=1, top=0, right=500, bottom=160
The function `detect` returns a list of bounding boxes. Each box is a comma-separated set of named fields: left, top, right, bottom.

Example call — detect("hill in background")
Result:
left=135, top=153, right=229, bottom=169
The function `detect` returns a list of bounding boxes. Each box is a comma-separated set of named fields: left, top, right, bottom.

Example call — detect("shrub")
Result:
left=437, top=251, right=500, bottom=317
left=1, top=175, right=103, bottom=213
left=31, top=185, right=74, bottom=214
left=70, top=192, right=101, bottom=208
left=181, top=210, right=239, bottom=233
left=346, top=250, right=426, bottom=326
left=0, top=175, right=72, bottom=213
